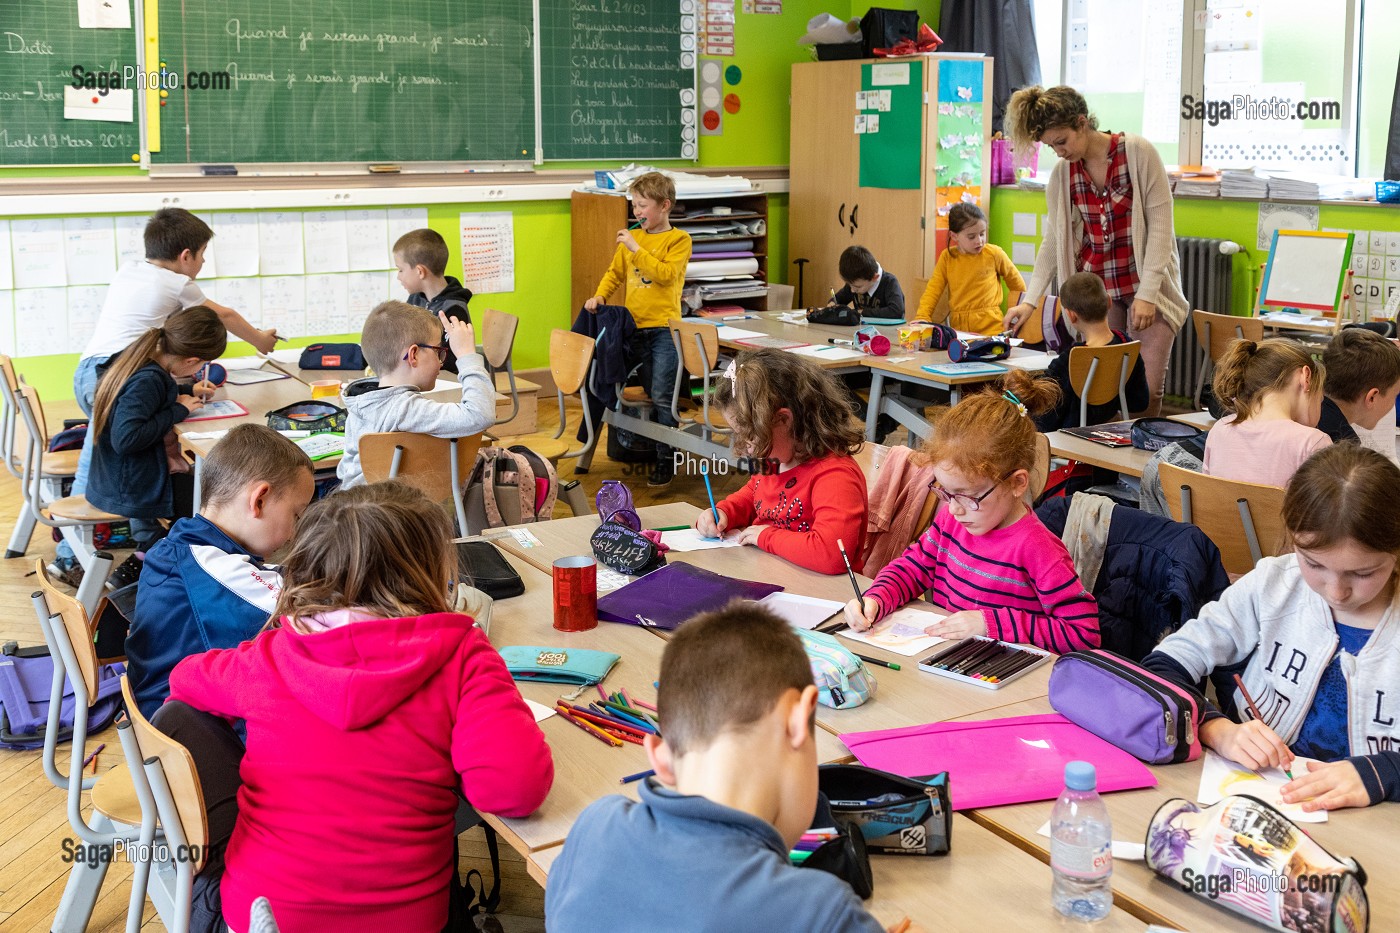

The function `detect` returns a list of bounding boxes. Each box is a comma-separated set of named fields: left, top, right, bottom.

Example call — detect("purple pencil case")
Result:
left=1048, top=649, right=1203, bottom=765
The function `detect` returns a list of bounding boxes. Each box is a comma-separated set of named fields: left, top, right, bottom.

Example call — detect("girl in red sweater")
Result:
left=693, top=348, right=869, bottom=574
left=168, top=481, right=553, bottom=933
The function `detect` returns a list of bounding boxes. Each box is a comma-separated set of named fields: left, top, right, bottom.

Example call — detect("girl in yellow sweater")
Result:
left=915, top=204, right=1026, bottom=335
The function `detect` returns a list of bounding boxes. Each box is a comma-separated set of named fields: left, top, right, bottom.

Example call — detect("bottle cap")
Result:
left=1064, top=760, right=1097, bottom=791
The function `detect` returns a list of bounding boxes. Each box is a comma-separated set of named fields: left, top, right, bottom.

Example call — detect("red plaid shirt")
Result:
left=1072, top=133, right=1140, bottom=303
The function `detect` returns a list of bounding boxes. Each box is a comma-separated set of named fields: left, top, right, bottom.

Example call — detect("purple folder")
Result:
left=597, top=561, right=783, bottom=630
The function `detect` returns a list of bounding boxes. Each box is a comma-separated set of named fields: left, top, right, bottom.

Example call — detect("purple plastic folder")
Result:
left=840, top=714, right=1157, bottom=810
left=596, top=562, right=783, bottom=630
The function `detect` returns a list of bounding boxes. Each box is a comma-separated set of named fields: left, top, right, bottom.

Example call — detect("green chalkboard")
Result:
left=538, top=0, right=696, bottom=161
left=151, top=0, right=536, bottom=164
left=0, top=1, right=142, bottom=165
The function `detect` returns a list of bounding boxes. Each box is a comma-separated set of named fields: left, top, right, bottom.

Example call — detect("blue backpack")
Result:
left=0, top=644, right=124, bottom=751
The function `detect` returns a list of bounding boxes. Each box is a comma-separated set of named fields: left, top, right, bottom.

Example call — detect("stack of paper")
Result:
left=1263, top=171, right=1374, bottom=201
left=1220, top=167, right=1270, bottom=198
left=1169, top=165, right=1221, bottom=198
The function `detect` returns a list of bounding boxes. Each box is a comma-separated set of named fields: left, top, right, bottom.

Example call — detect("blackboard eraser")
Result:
left=369, top=164, right=401, bottom=173
left=201, top=164, right=238, bottom=176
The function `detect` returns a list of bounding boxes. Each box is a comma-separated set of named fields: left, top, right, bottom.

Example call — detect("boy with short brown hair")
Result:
left=545, top=604, right=887, bottom=932
left=1317, top=327, right=1400, bottom=443
left=393, top=228, right=473, bottom=373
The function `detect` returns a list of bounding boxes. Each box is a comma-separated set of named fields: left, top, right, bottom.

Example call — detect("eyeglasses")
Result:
left=931, top=472, right=1013, bottom=512
left=403, top=343, right=449, bottom=363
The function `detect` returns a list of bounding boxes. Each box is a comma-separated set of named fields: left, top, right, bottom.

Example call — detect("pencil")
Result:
left=652, top=524, right=689, bottom=532
left=555, top=706, right=623, bottom=747
left=837, top=538, right=863, bottom=603
left=854, top=653, right=901, bottom=671
left=81, top=742, right=105, bottom=772
left=1234, top=674, right=1292, bottom=778
left=701, top=468, right=720, bottom=534
left=620, top=769, right=655, bottom=784
left=985, top=651, right=1042, bottom=684
left=559, top=703, right=650, bottom=738
left=891, top=919, right=912, bottom=933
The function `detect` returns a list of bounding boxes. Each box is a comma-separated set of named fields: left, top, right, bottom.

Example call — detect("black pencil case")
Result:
left=455, top=541, right=524, bottom=600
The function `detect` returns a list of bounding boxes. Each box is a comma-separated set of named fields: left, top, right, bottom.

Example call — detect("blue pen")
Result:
left=701, top=464, right=720, bottom=537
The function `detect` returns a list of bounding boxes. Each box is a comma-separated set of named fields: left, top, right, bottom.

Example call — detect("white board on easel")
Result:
left=1257, top=229, right=1354, bottom=313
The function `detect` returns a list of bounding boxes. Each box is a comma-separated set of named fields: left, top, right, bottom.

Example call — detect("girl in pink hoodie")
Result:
left=168, top=481, right=554, bottom=933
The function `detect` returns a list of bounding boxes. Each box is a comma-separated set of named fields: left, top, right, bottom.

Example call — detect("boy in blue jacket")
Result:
left=546, top=605, right=898, bottom=932
left=127, top=424, right=314, bottom=719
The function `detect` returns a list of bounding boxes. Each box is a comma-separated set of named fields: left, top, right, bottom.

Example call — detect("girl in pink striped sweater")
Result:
left=843, top=370, right=1101, bottom=653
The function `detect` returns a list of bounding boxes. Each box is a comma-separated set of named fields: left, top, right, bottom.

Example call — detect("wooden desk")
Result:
left=1044, top=431, right=1152, bottom=478
left=712, top=312, right=883, bottom=371
left=863, top=348, right=1048, bottom=442
left=952, top=697, right=1399, bottom=932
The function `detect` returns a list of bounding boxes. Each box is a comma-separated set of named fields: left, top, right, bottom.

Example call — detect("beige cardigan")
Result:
left=1024, top=133, right=1189, bottom=333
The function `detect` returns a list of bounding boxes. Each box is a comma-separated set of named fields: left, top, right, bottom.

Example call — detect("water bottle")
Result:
left=1050, top=760, right=1113, bottom=921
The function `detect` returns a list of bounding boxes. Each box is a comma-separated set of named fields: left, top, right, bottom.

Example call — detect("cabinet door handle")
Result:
left=838, top=203, right=846, bottom=227
left=850, top=204, right=859, bottom=232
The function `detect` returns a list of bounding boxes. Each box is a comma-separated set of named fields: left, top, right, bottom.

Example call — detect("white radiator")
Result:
left=1165, top=237, right=1235, bottom=404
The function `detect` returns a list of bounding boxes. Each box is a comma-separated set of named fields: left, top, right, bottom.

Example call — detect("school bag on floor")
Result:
left=0, top=644, right=124, bottom=750
left=463, top=446, right=558, bottom=535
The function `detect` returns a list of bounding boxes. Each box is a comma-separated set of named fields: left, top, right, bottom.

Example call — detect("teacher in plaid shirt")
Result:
left=1003, top=85, right=1189, bottom=417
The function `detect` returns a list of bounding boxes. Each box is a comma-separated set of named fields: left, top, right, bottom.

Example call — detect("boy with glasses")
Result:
left=337, top=300, right=493, bottom=488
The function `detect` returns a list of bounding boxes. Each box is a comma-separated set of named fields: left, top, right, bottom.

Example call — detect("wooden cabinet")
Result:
left=788, top=56, right=993, bottom=309
left=570, top=188, right=769, bottom=319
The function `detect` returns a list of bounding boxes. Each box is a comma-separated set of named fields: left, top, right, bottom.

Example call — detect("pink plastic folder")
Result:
left=840, top=714, right=1157, bottom=810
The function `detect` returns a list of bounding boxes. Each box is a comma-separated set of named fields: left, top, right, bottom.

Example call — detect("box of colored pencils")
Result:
left=916, top=637, right=1051, bottom=690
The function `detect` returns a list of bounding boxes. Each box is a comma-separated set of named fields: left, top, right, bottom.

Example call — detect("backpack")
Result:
left=463, top=446, right=558, bottom=535
left=0, top=644, right=125, bottom=750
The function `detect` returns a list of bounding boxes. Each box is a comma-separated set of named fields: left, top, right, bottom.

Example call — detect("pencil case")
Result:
left=797, top=629, right=874, bottom=709
left=298, top=343, right=366, bottom=370
left=1049, top=649, right=1203, bottom=765
left=499, top=646, right=620, bottom=686
left=1146, top=795, right=1368, bottom=932
left=818, top=764, right=950, bottom=856
left=265, top=401, right=347, bottom=433
left=794, top=793, right=874, bottom=898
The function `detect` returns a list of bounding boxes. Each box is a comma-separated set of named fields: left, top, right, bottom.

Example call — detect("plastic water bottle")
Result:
left=1050, top=760, right=1113, bottom=921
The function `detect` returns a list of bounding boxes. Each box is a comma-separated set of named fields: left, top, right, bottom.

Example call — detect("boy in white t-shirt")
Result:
left=57, top=209, right=276, bottom=581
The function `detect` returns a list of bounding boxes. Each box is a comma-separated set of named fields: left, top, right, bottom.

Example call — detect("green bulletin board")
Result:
left=858, top=60, right=922, bottom=190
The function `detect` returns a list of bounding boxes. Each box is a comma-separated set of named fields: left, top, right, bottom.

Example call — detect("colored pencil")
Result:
left=702, top=468, right=720, bottom=533
left=837, top=539, right=864, bottom=604
left=1234, top=674, right=1292, bottom=778
left=652, top=524, right=689, bottom=532
left=619, top=769, right=655, bottom=785
left=947, top=641, right=1002, bottom=674
left=600, top=701, right=658, bottom=732
left=82, top=743, right=105, bottom=773
left=985, top=652, right=1042, bottom=684
left=632, top=697, right=658, bottom=712
left=978, top=649, right=1033, bottom=681
left=854, top=653, right=901, bottom=671
left=555, top=706, right=623, bottom=747
left=891, top=919, right=912, bottom=933
left=559, top=704, right=650, bottom=738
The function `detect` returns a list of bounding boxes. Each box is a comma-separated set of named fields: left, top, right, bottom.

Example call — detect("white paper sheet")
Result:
left=789, top=345, right=866, bottom=362
left=524, top=699, right=557, bottom=723
left=0, top=291, right=14, bottom=355
left=259, top=276, right=306, bottom=339
left=262, top=348, right=303, bottom=363
left=459, top=212, right=515, bottom=294
left=0, top=224, right=11, bottom=291
left=758, top=593, right=845, bottom=630
left=211, top=213, right=261, bottom=278
left=303, top=210, right=351, bottom=275
left=12, top=219, right=66, bottom=289
left=218, top=355, right=275, bottom=370
left=13, top=288, right=69, bottom=357
left=386, top=207, right=429, bottom=247
left=345, top=271, right=389, bottom=328
left=257, top=212, right=305, bottom=276
left=304, top=273, right=350, bottom=334
left=216, top=278, right=261, bottom=326
left=66, top=285, right=107, bottom=349
left=834, top=606, right=947, bottom=657
left=596, top=566, right=633, bottom=593
left=114, top=215, right=145, bottom=266
left=1001, top=352, right=1055, bottom=372
left=713, top=325, right=764, bottom=339
left=63, top=86, right=133, bottom=123
left=661, top=528, right=743, bottom=551
left=1197, top=749, right=1327, bottom=823
left=63, top=217, right=117, bottom=286
left=190, top=213, right=218, bottom=278
left=344, top=209, right=390, bottom=271
left=1036, top=822, right=1145, bottom=861
left=78, top=0, right=131, bottom=28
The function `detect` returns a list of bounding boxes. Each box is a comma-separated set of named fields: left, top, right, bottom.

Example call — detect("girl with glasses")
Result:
left=843, top=370, right=1101, bottom=653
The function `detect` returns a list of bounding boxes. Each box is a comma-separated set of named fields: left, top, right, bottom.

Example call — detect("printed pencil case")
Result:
left=819, top=764, right=950, bottom=856
left=499, top=646, right=620, bottom=686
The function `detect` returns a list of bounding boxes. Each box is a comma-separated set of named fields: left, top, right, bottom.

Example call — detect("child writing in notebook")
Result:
left=693, top=349, right=868, bottom=575
left=1144, top=444, right=1400, bottom=810
left=168, top=481, right=554, bottom=933
left=86, top=305, right=228, bottom=572
left=914, top=203, right=1025, bottom=335
left=1204, top=337, right=1330, bottom=487
left=842, top=370, right=1100, bottom=652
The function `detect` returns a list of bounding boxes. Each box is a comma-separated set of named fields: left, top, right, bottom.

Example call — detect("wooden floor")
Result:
left=0, top=394, right=763, bottom=932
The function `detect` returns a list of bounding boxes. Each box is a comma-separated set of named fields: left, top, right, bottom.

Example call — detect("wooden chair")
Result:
left=12, top=386, right=117, bottom=612
left=32, top=562, right=143, bottom=933
left=479, top=308, right=522, bottom=428
left=767, top=283, right=795, bottom=311
left=1068, top=341, right=1142, bottom=426
left=1158, top=462, right=1287, bottom=576
left=489, top=329, right=598, bottom=467
left=359, top=431, right=483, bottom=534
left=1192, top=309, right=1265, bottom=409
left=1010, top=292, right=1063, bottom=346
left=0, top=353, right=27, bottom=479
left=670, top=320, right=730, bottom=441
left=116, top=675, right=209, bottom=933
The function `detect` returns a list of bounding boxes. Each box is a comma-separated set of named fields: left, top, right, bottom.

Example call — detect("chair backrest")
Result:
left=767, top=284, right=795, bottom=311
left=479, top=308, right=519, bottom=371
left=1158, top=462, right=1287, bottom=575
left=1014, top=293, right=1061, bottom=346
left=359, top=431, right=483, bottom=505
left=1193, top=309, right=1264, bottom=364
left=1029, top=432, right=1051, bottom=503
left=0, top=354, right=21, bottom=477
left=34, top=558, right=100, bottom=701
left=549, top=330, right=595, bottom=396
left=119, top=676, right=209, bottom=873
left=1069, top=341, right=1142, bottom=407
left=674, top=320, right=721, bottom=380
left=19, top=383, right=51, bottom=445
left=913, top=276, right=950, bottom=324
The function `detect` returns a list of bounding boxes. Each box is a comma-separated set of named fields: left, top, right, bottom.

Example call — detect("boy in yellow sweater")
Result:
left=585, top=171, right=692, bottom=486
left=915, top=204, right=1025, bottom=335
